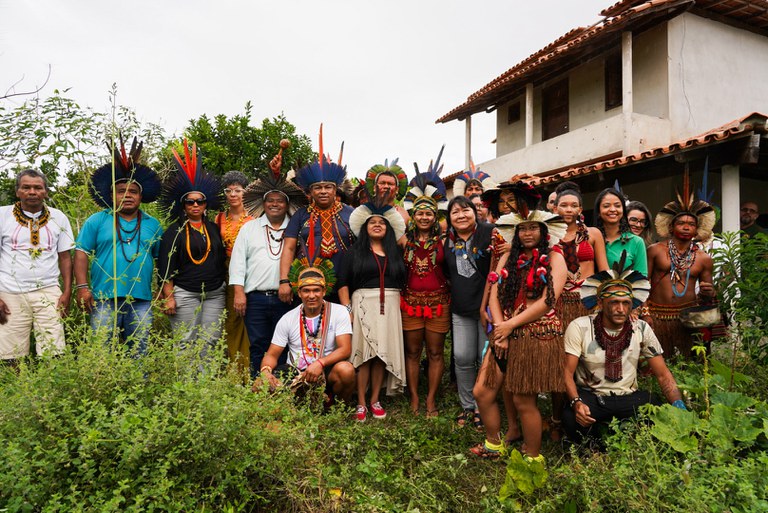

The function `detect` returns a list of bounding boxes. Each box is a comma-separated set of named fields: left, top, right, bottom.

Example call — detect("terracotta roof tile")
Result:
left=526, top=112, right=768, bottom=186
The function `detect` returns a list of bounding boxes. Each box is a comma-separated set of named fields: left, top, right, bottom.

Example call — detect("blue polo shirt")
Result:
left=76, top=210, right=162, bottom=301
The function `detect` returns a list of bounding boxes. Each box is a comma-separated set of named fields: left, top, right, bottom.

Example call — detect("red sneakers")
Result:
left=355, top=405, right=368, bottom=422
left=370, top=401, right=387, bottom=419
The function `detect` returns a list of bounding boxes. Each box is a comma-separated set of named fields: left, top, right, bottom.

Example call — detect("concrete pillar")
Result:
left=622, top=31, right=633, bottom=156
left=721, top=164, right=740, bottom=233
left=525, top=82, right=534, bottom=147
left=465, top=115, right=472, bottom=169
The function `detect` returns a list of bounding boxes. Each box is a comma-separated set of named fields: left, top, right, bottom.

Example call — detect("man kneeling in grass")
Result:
left=256, top=266, right=355, bottom=405
left=563, top=254, right=687, bottom=446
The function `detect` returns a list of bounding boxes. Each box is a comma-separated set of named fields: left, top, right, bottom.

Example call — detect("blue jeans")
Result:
left=91, top=298, right=153, bottom=356
left=245, top=291, right=292, bottom=376
left=452, top=313, right=487, bottom=410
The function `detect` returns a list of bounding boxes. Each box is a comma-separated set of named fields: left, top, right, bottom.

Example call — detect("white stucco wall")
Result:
left=496, top=94, right=527, bottom=154
left=632, top=22, right=669, bottom=119
left=667, top=13, right=768, bottom=139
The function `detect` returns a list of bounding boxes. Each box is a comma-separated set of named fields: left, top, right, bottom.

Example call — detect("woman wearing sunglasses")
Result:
left=158, top=141, right=226, bottom=361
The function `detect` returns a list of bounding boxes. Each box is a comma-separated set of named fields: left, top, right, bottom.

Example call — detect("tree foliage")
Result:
left=176, top=101, right=315, bottom=178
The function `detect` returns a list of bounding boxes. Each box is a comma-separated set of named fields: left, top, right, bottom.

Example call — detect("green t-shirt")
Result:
left=605, top=232, right=648, bottom=277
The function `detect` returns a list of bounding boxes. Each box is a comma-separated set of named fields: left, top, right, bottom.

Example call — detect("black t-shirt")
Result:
left=338, top=249, right=403, bottom=295
left=443, top=222, right=495, bottom=318
left=158, top=219, right=226, bottom=293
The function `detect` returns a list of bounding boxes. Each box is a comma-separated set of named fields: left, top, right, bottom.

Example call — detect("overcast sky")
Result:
left=1, top=0, right=608, bottom=179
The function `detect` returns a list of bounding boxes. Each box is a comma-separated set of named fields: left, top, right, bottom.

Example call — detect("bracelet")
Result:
left=74, top=283, right=89, bottom=290
left=569, top=397, right=584, bottom=409
left=317, top=359, right=325, bottom=369
left=260, top=366, right=273, bottom=374
left=279, top=279, right=290, bottom=285
left=344, top=304, right=352, bottom=313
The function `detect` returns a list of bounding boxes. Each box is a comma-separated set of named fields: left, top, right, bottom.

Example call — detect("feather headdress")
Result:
left=294, top=124, right=347, bottom=191
left=242, top=139, right=308, bottom=217
left=288, top=257, right=336, bottom=294
left=349, top=197, right=407, bottom=241
left=403, top=145, right=448, bottom=214
left=364, top=158, right=408, bottom=201
left=452, top=159, right=497, bottom=197
left=494, top=209, right=567, bottom=248
left=580, top=250, right=651, bottom=310
left=89, top=135, right=161, bottom=209
left=159, top=139, right=222, bottom=219
left=654, top=170, right=716, bottom=243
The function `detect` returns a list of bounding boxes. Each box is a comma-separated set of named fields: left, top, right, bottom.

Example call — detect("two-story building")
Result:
left=438, top=0, right=768, bottom=232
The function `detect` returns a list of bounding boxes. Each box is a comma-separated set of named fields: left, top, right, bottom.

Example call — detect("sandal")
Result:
left=456, top=408, right=473, bottom=427
left=426, top=409, right=439, bottom=419
left=469, top=440, right=503, bottom=459
left=472, top=410, right=484, bottom=431
left=505, top=435, right=523, bottom=446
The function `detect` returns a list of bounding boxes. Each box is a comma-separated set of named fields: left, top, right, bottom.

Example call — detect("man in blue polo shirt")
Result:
left=74, top=138, right=162, bottom=355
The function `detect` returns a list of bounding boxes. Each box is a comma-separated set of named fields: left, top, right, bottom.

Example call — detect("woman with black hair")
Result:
left=594, top=188, right=648, bottom=276
left=471, top=209, right=567, bottom=460
left=338, top=203, right=407, bottom=422
left=444, top=195, right=506, bottom=429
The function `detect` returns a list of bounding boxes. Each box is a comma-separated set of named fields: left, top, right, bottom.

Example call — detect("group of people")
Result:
left=1, top=129, right=761, bottom=465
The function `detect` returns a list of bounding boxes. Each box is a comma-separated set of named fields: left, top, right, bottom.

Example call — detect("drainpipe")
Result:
left=622, top=31, right=633, bottom=156
left=465, top=115, right=472, bottom=169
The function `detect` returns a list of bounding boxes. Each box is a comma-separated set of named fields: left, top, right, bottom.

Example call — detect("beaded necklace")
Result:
left=220, top=212, right=251, bottom=251
left=116, top=211, right=142, bottom=262
left=298, top=303, right=327, bottom=369
left=593, top=314, right=633, bottom=382
left=13, top=202, right=50, bottom=258
left=264, top=225, right=285, bottom=259
left=185, top=221, right=211, bottom=265
left=668, top=240, right=697, bottom=297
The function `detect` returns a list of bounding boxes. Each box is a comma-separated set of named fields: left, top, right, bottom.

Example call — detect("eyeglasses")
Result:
left=183, top=198, right=207, bottom=206
left=628, top=217, right=647, bottom=226
left=224, top=188, right=244, bottom=196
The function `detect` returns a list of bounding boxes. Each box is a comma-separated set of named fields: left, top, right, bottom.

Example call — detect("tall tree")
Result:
left=176, top=102, right=315, bottom=178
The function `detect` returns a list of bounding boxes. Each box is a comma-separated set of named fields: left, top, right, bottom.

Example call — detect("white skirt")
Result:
left=350, top=288, right=405, bottom=396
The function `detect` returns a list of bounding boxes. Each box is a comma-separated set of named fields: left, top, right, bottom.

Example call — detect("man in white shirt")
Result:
left=258, top=266, right=355, bottom=404
left=0, top=169, right=74, bottom=362
left=230, top=153, right=308, bottom=376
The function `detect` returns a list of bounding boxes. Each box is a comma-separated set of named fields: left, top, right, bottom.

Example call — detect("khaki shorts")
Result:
left=0, top=286, right=66, bottom=359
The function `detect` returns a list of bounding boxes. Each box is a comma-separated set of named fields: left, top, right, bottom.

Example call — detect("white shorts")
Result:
left=0, top=286, right=66, bottom=359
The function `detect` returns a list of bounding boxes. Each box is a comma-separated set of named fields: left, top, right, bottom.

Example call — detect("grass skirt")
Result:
left=485, top=310, right=566, bottom=394
left=557, top=289, right=590, bottom=330
left=350, top=288, right=405, bottom=396
left=647, top=300, right=697, bottom=357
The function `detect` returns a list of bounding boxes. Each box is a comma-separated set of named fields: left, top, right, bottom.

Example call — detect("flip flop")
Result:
left=426, top=409, right=439, bottom=419
left=456, top=408, right=473, bottom=427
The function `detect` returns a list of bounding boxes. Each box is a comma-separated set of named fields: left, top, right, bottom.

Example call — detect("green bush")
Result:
left=0, top=323, right=327, bottom=512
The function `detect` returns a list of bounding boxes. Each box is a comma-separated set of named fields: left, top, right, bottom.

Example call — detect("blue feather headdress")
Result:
left=294, top=124, right=347, bottom=191
left=89, top=135, right=161, bottom=209
left=159, top=139, right=222, bottom=220
left=403, top=145, right=448, bottom=214
left=452, top=159, right=497, bottom=197
left=580, top=251, right=651, bottom=310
